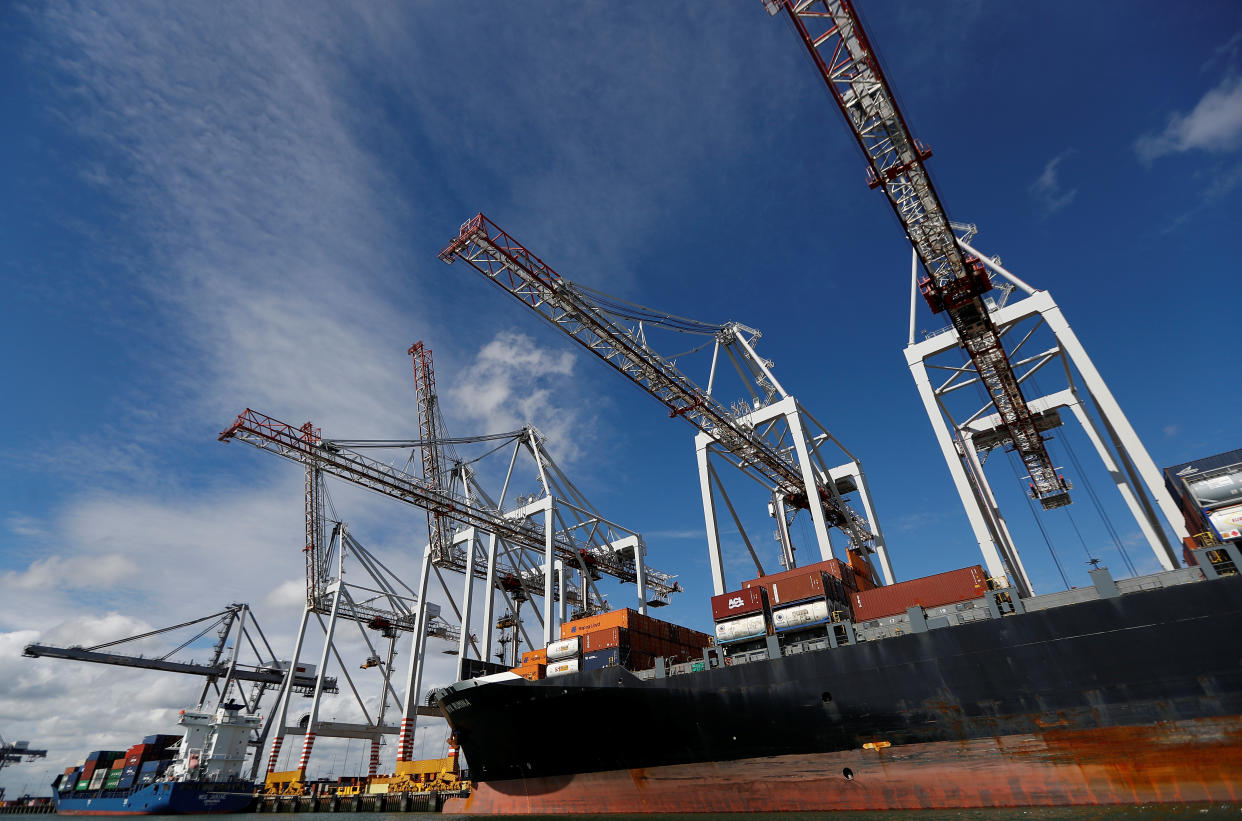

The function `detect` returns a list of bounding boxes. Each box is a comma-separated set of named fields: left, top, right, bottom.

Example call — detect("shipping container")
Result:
left=514, top=663, right=545, bottom=681
left=88, top=770, right=107, bottom=790
left=848, top=548, right=879, bottom=591
left=710, top=586, right=768, bottom=621
left=851, top=565, right=988, bottom=621
left=117, top=775, right=136, bottom=790
left=546, top=636, right=579, bottom=660
left=545, top=658, right=580, bottom=677
left=581, top=626, right=625, bottom=652
left=520, top=648, right=547, bottom=665
left=772, top=598, right=831, bottom=632
left=583, top=648, right=623, bottom=671
left=104, top=770, right=123, bottom=789
left=714, top=613, right=768, bottom=644
left=743, top=558, right=857, bottom=593
left=142, top=734, right=180, bottom=748
left=110, top=758, right=127, bottom=770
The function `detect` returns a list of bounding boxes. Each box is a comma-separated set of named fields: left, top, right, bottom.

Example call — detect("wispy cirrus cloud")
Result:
left=1029, top=152, right=1078, bottom=215
left=1136, top=75, right=1242, bottom=163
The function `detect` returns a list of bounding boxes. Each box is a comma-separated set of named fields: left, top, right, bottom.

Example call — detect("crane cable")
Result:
left=1026, top=375, right=1138, bottom=577
left=1004, top=446, right=1071, bottom=590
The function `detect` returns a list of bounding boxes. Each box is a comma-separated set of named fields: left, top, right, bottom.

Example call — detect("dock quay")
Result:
left=253, top=791, right=457, bottom=813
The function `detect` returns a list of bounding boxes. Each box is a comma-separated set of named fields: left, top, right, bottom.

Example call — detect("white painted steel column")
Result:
left=696, top=432, right=727, bottom=596
left=456, top=529, right=477, bottom=665
left=1066, top=399, right=1166, bottom=567
left=555, top=560, right=566, bottom=628
left=957, top=238, right=1038, bottom=296
left=265, top=606, right=311, bottom=775
left=908, top=247, right=919, bottom=346
left=397, top=541, right=433, bottom=763
left=632, top=538, right=648, bottom=615
left=543, top=502, right=555, bottom=647
left=1038, top=294, right=1185, bottom=566
left=299, top=579, right=343, bottom=778
left=772, top=492, right=795, bottom=570
left=961, top=434, right=1034, bottom=596
left=849, top=464, right=895, bottom=586
left=480, top=532, right=498, bottom=662
left=786, top=402, right=835, bottom=562
left=906, top=348, right=1011, bottom=585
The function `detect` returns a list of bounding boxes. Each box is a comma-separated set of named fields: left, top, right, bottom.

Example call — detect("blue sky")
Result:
left=3, top=0, right=1241, bottom=793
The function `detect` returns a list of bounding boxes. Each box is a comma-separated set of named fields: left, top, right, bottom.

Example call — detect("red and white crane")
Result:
left=767, top=0, right=1189, bottom=589
left=440, top=215, right=894, bottom=593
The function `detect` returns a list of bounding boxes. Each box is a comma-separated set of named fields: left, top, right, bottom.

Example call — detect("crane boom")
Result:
left=769, top=0, right=1070, bottom=509
left=439, top=213, right=873, bottom=547
left=218, top=408, right=680, bottom=597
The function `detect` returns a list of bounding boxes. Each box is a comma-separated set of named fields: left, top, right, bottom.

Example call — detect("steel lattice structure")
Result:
left=219, top=409, right=679, bottom=598
left=439, top=213, right=874, bottom=550
left=768, top=0, right=1069, bottom=510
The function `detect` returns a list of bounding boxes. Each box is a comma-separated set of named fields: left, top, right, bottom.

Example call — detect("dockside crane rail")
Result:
left=765, top=0, right=1071, bottom=511
left=218, top=409, right=681, bottom=599
left=438, top=213, right=875, bottom=551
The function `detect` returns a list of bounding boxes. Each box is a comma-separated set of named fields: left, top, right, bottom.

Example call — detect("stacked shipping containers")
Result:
left=737, top=559, right=856, bottom=640
left=513, top=609, right=713, bottom=678
left=850, top=565, right=988, bottom=621
left=710, top=587, right=771, bottom=645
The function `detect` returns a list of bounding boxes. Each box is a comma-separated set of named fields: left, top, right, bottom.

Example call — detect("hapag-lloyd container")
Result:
left=710, top=587, right=769, bottom=621
left=851, top=565, right=988, bottom=621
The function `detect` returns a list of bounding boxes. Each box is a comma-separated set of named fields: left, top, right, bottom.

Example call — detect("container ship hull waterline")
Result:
left=439, top=572, right=1242, bottom=813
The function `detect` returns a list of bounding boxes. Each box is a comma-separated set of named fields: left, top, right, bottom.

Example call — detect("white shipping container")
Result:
left=545, top=658, right=580, bottom=677
left=714, top=613, right=767, bottom=644
left=546, top=637, right=580, bottom=661
left=773, top=599, right=830, bottom=631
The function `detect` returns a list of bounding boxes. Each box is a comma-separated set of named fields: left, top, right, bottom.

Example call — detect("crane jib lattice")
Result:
left=219, top=408, right=680, bottom=596
left=439, top=213, right=875, bottom=547
left=770, top=0, right=1069, bottom=509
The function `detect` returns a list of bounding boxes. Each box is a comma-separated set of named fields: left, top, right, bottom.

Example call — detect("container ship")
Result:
left=438, top=545, right=1242, bottom=813
left=51, top=703, right=258, bottom=815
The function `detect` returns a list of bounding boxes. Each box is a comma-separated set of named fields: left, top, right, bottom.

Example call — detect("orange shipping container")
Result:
left=520, top=648, right=548, bottom=665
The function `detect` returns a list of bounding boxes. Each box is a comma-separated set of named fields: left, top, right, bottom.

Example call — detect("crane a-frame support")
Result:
left=905, top=270, right=1187, bottom=588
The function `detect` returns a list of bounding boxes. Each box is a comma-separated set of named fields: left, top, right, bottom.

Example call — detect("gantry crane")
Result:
left=439, top=215, right=890, bottom=593
left=766, top=0, right=1071, bottom=513
left=0, top=735, right=48, bottom=799
left=220, top=408, right=679, bottom=769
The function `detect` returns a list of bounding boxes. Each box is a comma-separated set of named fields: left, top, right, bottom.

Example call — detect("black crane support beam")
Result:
left=22, top=644, right=338, bottom=694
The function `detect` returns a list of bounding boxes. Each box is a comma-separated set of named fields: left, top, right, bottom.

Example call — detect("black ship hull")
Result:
left=438, top=574, right=1242, bottom=812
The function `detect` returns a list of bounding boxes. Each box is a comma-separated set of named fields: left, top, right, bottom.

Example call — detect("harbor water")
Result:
left=8, top=808, right=1242, bottom=820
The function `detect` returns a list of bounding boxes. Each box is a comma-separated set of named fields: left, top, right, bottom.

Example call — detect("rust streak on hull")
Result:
left=444, top=717, right=1242, bottom=814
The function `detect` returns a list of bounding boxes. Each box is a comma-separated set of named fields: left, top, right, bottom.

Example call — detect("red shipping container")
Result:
left=110, top=758, right=126, bottom=770
left=710, top=587, right=769, bottom=621
left=581, top=627, right=626, bottom=652
left=851, top=565, right=988, bottom=621
left=769, top=571, right=830, bottom=606
left=744, top=558, right=856, bottom=592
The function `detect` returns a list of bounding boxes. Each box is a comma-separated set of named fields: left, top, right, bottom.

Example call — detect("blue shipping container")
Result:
left=583, top=649, right=622, bottom=671
left=117, top=775, right=136, bottom=790
left=140, top=760, right=162, bottom=772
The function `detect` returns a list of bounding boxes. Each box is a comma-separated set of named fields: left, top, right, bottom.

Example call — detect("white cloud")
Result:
left=1029, top=152, right=1078, bottom=215
left=1136, top=75, right=1242, bottom=163
left=446, top=331, right=588, bottom=462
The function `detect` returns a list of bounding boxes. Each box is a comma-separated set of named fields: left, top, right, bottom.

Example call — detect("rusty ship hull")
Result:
left=439, top=573, right=1242, bottom=813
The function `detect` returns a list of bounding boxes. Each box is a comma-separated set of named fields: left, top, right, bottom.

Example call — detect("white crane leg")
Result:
left=1039, top=296, right=1184, bottom=566
left=907, top=350, right=1012, bottom=587
left=696, top=434, right=727, bottom=596
left=265, top=606, right=311, bottom=777
left=962, top=435, right=1034, bottom=596
left=1066, top=398, right=1166, bottom=569
left=787, top=407, right=835, bottom=561
left=456, top=530, right=477, bottom=666
left=481, top=533, right=498, bottom=662
left=397, top=542, right=433, bottom=764
left=298, top=583, right=342, bottom=779
left=850, top=463, right=895, bottom=585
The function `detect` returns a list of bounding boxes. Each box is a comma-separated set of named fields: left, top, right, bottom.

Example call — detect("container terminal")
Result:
left=16, top=0, right=1242, bottom=814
